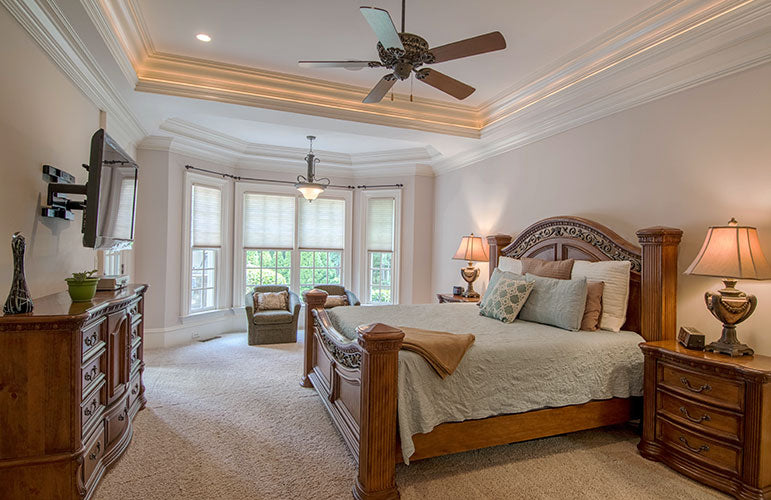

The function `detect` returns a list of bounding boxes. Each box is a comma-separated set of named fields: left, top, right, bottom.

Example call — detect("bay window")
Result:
left=242, top=193, right=295, bottom=294
left=298, top=198, right=345, bottom=295
left=363, top=194, right=399, bottom=304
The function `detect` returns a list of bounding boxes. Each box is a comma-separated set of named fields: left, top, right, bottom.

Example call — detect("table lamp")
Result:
left=685, top=218, right=771, bottom=356
left=453, top=233, right=488, bottom=298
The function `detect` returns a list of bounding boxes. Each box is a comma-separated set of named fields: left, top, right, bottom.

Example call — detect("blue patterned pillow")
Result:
left=480, top=268, right=526, bottom=309
left=479, top=276, right=534, bottom=323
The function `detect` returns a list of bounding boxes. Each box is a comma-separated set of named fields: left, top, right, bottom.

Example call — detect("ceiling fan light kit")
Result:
left=299, top=2, right=506, bottom=104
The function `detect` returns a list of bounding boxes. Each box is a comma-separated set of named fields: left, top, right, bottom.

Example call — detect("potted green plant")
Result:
left=65, top=269, right=99, bottom=302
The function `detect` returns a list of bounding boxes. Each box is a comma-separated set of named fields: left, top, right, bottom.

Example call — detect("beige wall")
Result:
left=432, top=61, right=771, bottom=355
left=0, top=8, right=100, bottom=299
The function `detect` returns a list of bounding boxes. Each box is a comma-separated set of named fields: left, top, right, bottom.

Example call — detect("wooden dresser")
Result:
left=0, top=284, right=148, bottom=500
left=638, top=340, right=771, bottom=500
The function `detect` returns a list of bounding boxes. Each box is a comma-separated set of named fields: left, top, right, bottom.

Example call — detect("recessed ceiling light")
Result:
left=196, top=33, right=212, bottom=42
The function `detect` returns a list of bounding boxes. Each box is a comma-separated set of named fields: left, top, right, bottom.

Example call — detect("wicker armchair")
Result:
left=245, top=285, right=301, bottom=345
left=312, top=284, right=361, bottom=307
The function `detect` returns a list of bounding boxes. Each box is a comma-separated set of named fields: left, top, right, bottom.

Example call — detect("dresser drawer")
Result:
left=105, top=397, right=131, bottom=449
left=657, top=418, right=741, bottom=475
left=81, top=421, right=106, bottom=490
left=130, top=337, right=142, bottom=373
left=658, top=362, right=744, bottom=411
left=81, top=317, right=106, bottom=360
left=81, top=383, right=105, bottom=435
left=657, top=390, right=742, bottom=443
left=128, top=371, right=142, bottom=409
left=81, top=354, right=105, bottom=396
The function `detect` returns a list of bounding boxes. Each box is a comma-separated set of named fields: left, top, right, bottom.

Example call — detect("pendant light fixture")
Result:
left=295, top=135, right=330, bottom=201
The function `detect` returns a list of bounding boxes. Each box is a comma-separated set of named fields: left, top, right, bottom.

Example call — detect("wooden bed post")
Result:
left=354, top=323, right=404, bottom=500
left=301, top=288, right=327, bottom=388
left=486, top=234, right=513, bottom=278
left=636, top=227, right=683, bottom=342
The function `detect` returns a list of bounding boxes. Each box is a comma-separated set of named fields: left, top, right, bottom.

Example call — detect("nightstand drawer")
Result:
left=657, top=390, right=742, bottom=443
left=658, top=362, right=744, bottom=411
left=658, top=419, right=741, bottom=476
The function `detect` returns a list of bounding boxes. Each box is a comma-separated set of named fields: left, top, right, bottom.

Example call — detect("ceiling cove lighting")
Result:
left=196, top=33, right=212, bottom=42
left=295, top=136, right=330, bottom=201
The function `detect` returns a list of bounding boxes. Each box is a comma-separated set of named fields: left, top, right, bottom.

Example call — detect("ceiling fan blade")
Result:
left=298, top=60, right=379, bottom=71
left=360, top=7, right=404, bottom=51
left=428, top=31, right=506, bottom=64
left=416, top=69, right=475, bottom=100
left=363, top=75, right=397, bottom=104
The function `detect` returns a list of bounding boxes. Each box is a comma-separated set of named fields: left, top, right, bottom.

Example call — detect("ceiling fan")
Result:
left=299, top=1, right=506, bottom=104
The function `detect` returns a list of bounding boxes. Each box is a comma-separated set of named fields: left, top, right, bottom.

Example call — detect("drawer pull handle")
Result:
left=88, top=441, right=101, bottom=460
left=84, top=333, right=97, bottom=347
left=679, top=406, right=711, bottom=423
left=680, top=377, right=711, bottom=393
left=678, top=436, right=709, bottom=454
left=83, top=399, right=98, bottom=417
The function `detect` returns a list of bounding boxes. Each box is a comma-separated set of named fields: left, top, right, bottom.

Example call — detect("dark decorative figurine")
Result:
left=3, top=232, right=34, bottom=314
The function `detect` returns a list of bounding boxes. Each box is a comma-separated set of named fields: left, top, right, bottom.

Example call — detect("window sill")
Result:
left=181, top=308, right=237, bottom=324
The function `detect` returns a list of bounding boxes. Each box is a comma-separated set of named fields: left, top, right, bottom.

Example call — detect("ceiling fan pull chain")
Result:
left=410, top=73, right=414, bottom=102
left=390, top=91, right=394, bottom=101
left=401, top=0, right=406, bottom=33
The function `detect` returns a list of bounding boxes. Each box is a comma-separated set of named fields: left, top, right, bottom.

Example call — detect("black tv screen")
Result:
left=83, top=129, right=138, bottom=250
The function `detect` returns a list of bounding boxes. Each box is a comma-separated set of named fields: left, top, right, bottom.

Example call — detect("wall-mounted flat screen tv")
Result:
left=83, top=129, right=138, bottom=250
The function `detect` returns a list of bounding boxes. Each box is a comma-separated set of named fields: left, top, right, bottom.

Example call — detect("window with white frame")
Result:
left=365, top=196, right=397, bottom=304
left=189, top=184, right=222, bottom=312
left=102, top=249, right=123, bottom=276
left=236, top=186, right=350, bottom=302
left=298, top=198, right=346, bottom=295
left=242, top=193, right=295, bottom=295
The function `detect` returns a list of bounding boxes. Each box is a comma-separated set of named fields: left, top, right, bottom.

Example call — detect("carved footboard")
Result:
left=301, top=289, right=403, bottom=500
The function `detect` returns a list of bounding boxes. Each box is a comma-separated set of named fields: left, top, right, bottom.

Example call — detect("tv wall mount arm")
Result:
left=41, top=164, right=87, bottom=220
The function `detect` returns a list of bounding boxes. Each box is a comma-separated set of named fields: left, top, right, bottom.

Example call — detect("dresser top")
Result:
left=0, top=284, right=147, bottom=324
left=641, top=340, right=771, bottom=374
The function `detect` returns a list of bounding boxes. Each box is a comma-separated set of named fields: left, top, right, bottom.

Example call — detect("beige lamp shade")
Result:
left=453, top=233, right=488, bottom=262
left=685, top=218, right=771, bottom=280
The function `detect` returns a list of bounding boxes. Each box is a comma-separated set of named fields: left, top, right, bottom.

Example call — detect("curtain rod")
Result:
left=184, top=165, right=403, bottom=190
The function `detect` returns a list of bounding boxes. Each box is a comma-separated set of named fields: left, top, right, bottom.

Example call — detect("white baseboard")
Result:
left=144, top=309, right=244, bottom=349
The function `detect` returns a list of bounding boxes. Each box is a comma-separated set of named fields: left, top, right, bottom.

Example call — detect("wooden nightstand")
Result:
left=638, top=340, right=771, bottom=499
left=436, top=293, right=480, bottom=304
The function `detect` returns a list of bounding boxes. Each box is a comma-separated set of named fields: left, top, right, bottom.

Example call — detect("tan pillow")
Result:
left=324, top=294, right=349, bottom=308
left=520, top=257, right=575, bottom=280
left=581, top=281, right=604, bottom=331
left=255, top=291, right=289, bottom=311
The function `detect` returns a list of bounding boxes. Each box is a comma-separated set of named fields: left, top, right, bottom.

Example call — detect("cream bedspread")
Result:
left=326, top=303, right=644, bottom=463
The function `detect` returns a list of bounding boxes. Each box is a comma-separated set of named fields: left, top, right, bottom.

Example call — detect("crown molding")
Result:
left=1, top=0, right=147, bottom=152
left=78, top=0, right=136, bottom=85
left=435, top=0, right=771, bottom=174
left=139, top=119, right=437, bottom=179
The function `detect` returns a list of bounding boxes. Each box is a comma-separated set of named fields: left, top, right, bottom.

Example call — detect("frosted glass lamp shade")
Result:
left=295, top=183, right=325, bottom=201
left=685, top=219, right=771, bottom=280
left=453, top=234, right=488, bottom=262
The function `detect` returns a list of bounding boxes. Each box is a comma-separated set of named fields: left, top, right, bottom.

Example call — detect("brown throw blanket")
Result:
left=398, top=327, right=475, bottom=379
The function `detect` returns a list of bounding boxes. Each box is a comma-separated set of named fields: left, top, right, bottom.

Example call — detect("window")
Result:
left=241, top=193, right=295, bottom=295
left=300, top=250, right=342, bottom=295
left=189, top=184, right=222, bottom=312
left=235, top=186, right=350, bottom=303
left=298, top=198, right=346, bottom=294
left=102, top=249, right=122, bottom=276
left=365, top=196, right=397, bottom=304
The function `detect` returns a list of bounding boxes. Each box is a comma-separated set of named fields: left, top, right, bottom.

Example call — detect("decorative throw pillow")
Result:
left=571, top=260, right=631, bottom=332
left=498, top=256, right=522, bottom=274
left=479, top=276, right=534, bottom=323
left=324, top=294, right=349, bottom=308
left=519, top=274, right=588, bottom=331
left=520, top=257, right=575, bottom=280
left=255, top=291, right=289, bottom=311
left=581, top=281, right=604, bottom=331
left=480, top=268, right=525, bottom=309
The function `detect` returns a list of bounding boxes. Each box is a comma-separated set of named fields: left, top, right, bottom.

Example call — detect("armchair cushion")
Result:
left=252, top=310, right=294, bottom=325
left=313, top=284, right=361, bottom=307
left=254, top=290, right=289, bottom=311
left=324, top=295, right=349, bottom=308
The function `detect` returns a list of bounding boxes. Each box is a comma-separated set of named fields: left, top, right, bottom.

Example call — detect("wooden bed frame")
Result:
left=300, top=216, right=683, bottom=500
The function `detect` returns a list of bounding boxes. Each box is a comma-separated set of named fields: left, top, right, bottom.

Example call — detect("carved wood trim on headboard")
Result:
left=486, top=216, right=682, bottom=341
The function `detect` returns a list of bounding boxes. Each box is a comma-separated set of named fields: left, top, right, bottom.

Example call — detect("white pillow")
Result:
left=571, top=260, right=631, bottom=332
left=498, top=256, right=522, bottom=274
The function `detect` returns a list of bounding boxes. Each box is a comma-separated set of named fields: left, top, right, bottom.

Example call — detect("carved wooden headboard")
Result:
left=486, top=216, right=683, bottom=341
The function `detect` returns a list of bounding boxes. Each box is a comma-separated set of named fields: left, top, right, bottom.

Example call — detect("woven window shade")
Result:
left=191, top=184, right=222, bottom=247
left=298, top=198, right=345, bottom=249
left=366, top=197, right=395, bottom=252
left=242, top=193, right=295, bottom=249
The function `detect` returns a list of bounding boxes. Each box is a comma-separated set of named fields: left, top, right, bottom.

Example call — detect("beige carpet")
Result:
left=94, top=333, right=727, bottom=500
